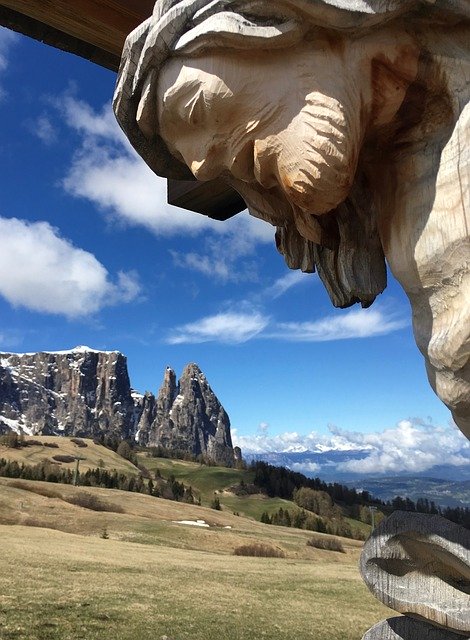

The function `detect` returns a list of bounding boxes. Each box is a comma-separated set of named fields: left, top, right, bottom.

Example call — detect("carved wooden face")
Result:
left=157, top=41, right=363, bottom=219
left=155, top=31, right=418, bottom=234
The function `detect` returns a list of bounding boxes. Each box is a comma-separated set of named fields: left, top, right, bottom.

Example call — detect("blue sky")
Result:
left=0, top=27, right=468, bottom=474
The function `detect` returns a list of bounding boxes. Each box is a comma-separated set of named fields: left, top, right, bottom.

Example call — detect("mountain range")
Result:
left=0, top=347, right=235, bottom=466
left=1, top=346, right=467, bottom=507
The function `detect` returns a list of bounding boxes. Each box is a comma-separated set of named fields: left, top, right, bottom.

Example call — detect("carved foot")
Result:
left=360, top=511, right=470, bottom=635
left=362, top=617, right=470, bottom=640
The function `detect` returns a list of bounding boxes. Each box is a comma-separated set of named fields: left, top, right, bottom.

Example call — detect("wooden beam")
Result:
left=0, top=0, right=246, bottom=219
left=0, top=0, right=155, bottom=70
left=0, top=5, right=120, bottom=70
left=168, top=179, right=245, bottom=221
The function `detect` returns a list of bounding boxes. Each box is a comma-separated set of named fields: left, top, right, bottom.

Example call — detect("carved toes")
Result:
left=360, top=511, right=470, bottom=635
left=362, top=617, right=470, bottom=640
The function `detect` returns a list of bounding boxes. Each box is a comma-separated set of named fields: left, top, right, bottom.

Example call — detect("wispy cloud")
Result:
left=167, top=305, right=407, bottom=345
left=0, top=217, right=141, bottom=318
left=171, top=214, right=273, bottom=283
left=167, top=311, right=269, bottom=345
left=0, top=330, right=23, bottom=350
left=27, top=114, right=58, bottom=145
left=263, top=271, right=311, bottom=299
left=267, top=307, right=407, bottom=342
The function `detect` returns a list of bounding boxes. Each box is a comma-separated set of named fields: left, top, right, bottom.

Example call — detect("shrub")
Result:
left=43, top=442, right=59, bottom=448
left=23, top=439, right=43, bottom=447
left=0, top=432, right=21, bottom=448
left=137, top=464, right=151, bottom=479
left=307, top=535, right=345, bottom=553
left=70, top=438, right=87, bottom=448
left=210, top=496, right=221, bottom=510
left=52, top=455, right=77, bottom=464
left=234, top=544, right=285, bottom=558
left=65, top=492, right=123, bottom=513
left=8, top=481, right=59, bottom=499
left=100, top=526, right=109, bottom=539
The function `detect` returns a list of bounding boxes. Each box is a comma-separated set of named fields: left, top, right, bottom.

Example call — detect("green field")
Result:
left=0, top=476, right=391, bottom=640
left=139, top=455, right=298, bottom=520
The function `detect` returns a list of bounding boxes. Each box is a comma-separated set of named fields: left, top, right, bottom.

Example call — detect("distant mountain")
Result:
left=243, top=450, right=470, bottom=507
left=0, top=347, right=235, bottom=465
left=244, top=449, right=375, bottom=480
left=345, top=477, right=470, bottom=508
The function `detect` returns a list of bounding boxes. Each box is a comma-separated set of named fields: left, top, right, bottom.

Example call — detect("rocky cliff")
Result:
left=0, top=347, right=137, bottom=438
left=136, top=364, right=234, bottom=466
left=0, top=347, right=236, bottom=464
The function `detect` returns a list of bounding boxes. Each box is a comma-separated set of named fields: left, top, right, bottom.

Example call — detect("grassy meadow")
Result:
left=0, top=436, right=138, bottom=475
left=0, top=439, right=390, bottom=639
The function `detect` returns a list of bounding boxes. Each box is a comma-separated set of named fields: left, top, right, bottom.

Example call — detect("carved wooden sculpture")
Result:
left=360, top=511, right=470, bottom=638
left=113, top=0, right=469, bottom=440
left=113, top=3, right=469, bottom=637
left=363, top=617, right=469, bottom=640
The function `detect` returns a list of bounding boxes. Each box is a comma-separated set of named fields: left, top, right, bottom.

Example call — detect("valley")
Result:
left=0, top=434, right=393, bottom=639
left=0, top=473, right=390, bottom=640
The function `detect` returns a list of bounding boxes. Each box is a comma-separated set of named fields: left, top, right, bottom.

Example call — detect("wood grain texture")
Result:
left=360, top=512, right=470, bottom=634
left=0, top=0, right=154, bottom=56
left=363, top=617, right=470, bottom=640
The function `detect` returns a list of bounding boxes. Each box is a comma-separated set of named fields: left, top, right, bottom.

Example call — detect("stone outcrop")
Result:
left=135, top=364, right=235, bottom=466
left=0, top=347, right=236, bottom=464
left=0, top=346, right=137, bottom=438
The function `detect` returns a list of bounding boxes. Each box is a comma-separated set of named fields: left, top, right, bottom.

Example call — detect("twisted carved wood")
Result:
left=360, top=512, right=470, bottom=638
left=363, top=617, right=469, bottom=640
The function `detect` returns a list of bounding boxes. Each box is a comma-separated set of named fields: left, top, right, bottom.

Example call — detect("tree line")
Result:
left=251, top=461, right=470, bottom=528
left=0, top=457, right=198, bottom=504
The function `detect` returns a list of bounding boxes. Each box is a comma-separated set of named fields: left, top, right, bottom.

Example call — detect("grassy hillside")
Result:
left=0, top=439, right=372, bottom=536
left=139, top=455, right=250, bottom=498
left=0, top=435, right=139, bottom=475
left=138, top=454, right=372, bottom=536
left=0, top=477, right=391, bottom=640
left=140, top=455, right=301, bottom=514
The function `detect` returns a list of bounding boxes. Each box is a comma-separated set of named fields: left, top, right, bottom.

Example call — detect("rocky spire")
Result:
left=142, top=363, right=235, bottom=466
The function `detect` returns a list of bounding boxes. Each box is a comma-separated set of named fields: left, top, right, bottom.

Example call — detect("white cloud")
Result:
left=168, top=305, right=407, bottom=345
left=233, top=418, right=470, bottom=475
left=28, top=115, right=57, bottom=145
left=56, top=96, right=275, bottom=268
left=167, top=311, right=269, bottom=345
left=291, top=462, right=321, bottom=473
left=267, top=307, right=408, bottom=342
left=258, top=422, right=270, bottom=434
left=0, top=217, right=141, bottom=318
left=263, top=271, right=311, bottom=299
left=60, top=95, right=123, bottom=142
left=337, top=420, right=470, bottom=474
